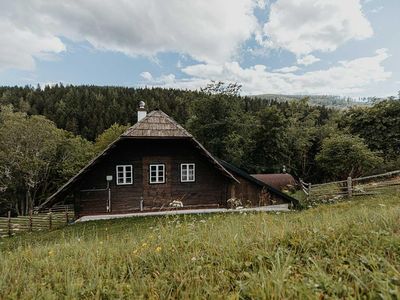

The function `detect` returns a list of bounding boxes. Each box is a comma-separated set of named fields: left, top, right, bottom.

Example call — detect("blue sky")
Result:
left=0, top=0, right=398, bottom=97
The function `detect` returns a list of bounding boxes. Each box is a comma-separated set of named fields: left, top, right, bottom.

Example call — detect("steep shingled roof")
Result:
left=122, top=110, right=192, bottom=138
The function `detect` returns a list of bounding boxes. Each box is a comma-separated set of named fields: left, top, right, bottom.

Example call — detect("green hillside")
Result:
left=1, top=190, right=399, bottom=299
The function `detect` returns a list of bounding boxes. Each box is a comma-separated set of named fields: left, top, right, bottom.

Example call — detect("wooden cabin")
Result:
left=43, top=103, right=297, bottom=217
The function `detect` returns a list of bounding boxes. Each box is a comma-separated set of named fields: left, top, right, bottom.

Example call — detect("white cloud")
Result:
left=147, top=49, right=391, bottom=96
left=0, top=0, right=260, bottom=70
left=260, top=0, right=373, bottom=55
left=273, top=66, right=300, bottom=73
left=297, top=55, right=320, bottom=66
left=0, top=20, right=65, bottom=71
left=140, top=72, right=153, bottom=81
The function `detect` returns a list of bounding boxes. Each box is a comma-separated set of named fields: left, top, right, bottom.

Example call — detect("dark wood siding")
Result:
left=74, top=139, right=230, bottom=216
left=230, top=174, right=268, bottom=206
left=231, top=174, right=290, bottom=206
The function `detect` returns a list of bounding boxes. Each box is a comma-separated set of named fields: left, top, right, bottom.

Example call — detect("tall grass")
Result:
left=0, top=190, right=399, bottom=299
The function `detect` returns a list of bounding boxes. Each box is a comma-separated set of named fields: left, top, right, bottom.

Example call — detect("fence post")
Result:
left=308, top=183, right=312, bottom=198
left=65, top=208, right=69, bottom=225
left=7, top=211, right=12, bottom=237
left=49, top=209, right=52, bottom=230
left=29, top=210, right=33, bottom=232
left=347, top=177, right=353, bottom=197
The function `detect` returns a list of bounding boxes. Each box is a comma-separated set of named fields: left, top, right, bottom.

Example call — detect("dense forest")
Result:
left=0, top=84, right=399, bottom=215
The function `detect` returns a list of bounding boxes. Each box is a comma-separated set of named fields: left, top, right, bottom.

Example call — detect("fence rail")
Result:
left=0, top=206, right=74, bottom=238
left=300, top=170, right=400, bottom=201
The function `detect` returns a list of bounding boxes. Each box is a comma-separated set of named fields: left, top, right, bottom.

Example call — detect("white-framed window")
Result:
left=116, top=165, right=133, bottom=185
left=149, top=164, right=165, bottom=184
left=181, top=163, right=195, bottom=182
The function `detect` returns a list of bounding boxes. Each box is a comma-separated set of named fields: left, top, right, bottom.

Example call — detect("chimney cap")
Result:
left=139, top=101, right=145, bottom=109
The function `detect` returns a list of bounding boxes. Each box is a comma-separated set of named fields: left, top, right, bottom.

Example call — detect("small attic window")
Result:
left=116, top=165, right=133, bottom=185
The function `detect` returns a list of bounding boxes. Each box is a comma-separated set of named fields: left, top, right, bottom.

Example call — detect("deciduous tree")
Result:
left=316, top=134, right=383, bottom=180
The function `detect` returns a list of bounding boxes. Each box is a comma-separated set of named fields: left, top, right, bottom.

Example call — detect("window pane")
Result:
left=116, top=165, right=133, bottom=185
left=149, top=164, right=165, bottom=183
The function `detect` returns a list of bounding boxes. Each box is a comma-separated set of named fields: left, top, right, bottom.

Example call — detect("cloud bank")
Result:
left=143, top=49, right=391, bottom=95
left=259, top=0, right=373, bottom=55
left=0, top=0, right=392, bottom=96
left=0, top=0, right=260, bottom=70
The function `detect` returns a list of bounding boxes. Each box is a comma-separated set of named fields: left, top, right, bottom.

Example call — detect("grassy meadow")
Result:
left=0, top=190, right=400, bottom=299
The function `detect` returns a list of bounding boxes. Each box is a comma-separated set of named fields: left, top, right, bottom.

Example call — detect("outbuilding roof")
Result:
left=251, top=174, right=296, bottom=190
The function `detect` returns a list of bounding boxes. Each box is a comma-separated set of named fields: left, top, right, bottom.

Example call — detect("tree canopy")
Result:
left=94, top=123, right=130, bottom=153
left=0, top=105, right=94, bottom=215
left=316, top=134, right=383, bottom=180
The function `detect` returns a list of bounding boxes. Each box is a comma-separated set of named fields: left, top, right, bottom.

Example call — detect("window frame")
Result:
left=149, top=164, right=166, bottom=184
left=180, top=163, right=195, bottom=183
left=115, top=165, right=133, bottom=185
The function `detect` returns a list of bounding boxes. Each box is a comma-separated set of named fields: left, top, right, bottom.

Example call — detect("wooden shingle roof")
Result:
left=122, top=110, right=192, bottom=138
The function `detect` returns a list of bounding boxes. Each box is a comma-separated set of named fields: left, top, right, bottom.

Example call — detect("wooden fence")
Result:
left=0, top=205, right=74, bottom=238
left=300, top=170, right=400, bottom=200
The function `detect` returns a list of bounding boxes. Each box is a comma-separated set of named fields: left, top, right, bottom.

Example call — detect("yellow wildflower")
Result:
left=155, top=246, right=162, bottom=252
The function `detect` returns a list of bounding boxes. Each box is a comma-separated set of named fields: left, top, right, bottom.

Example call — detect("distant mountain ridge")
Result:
left=252, top=94, right=378, bottom=108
